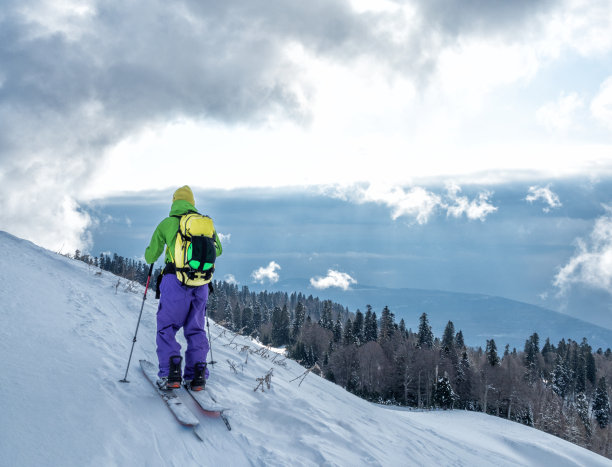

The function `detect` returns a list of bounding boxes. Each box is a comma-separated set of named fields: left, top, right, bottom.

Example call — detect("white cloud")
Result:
left=4, top=0, right=612, bottom=256
left=223, top=274, right=238, bottom=285
left=554, top=206, right=612, bottom=293
left=591, top=76, right=612, bottom=129
left=310, top=270, right=357, bottom=290
left=328, top=183, right=497, bottom=223
left=251, top=261, right=281, bottom=284
left=536, top=92, right=583, bottom=131
left=444, top=184, right=498, bottom=221
left=525, top=185, right=562, bottom=212
left=363, top=185, right=442, bottom=223
left=218, top=233, right=231, bottom=244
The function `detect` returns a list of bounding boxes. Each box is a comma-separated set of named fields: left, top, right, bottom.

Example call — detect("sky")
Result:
left=2, top=0, right=612, bottom=326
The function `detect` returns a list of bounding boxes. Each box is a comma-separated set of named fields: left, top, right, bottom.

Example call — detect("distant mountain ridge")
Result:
left=251, top=279, right=612, bottom=350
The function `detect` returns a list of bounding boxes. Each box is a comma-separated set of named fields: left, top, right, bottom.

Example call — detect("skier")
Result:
left=145, top=185, right=222, bottom=391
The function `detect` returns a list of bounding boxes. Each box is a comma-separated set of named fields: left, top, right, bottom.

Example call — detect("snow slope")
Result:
left=1, top=230, right=610, bottom=467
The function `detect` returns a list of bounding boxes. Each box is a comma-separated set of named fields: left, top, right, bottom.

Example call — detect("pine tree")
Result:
left=271, top=305, right=290, bottom=347
left=398, top=318, right=407, bottom=338
left=253, top=300, right=262, bottom=331
left=441, top=321, right=455, bottom=355
left=455, top=351, right=472, bottom=409
left=242, top=306, right=254, bottom=335
left=575, top=352, right=587, bottom=394
left=343, top=318, right=355, bottom=345
left=319, top=300, right=333, bottom=331
left=486, top=339, right=500, bottom=366
left=333, top=317, right=343, bottom=343
left=223, top=301, right=233, bottom=329
left=364, top=307, right=378, bottom=342
left=524, top=333, right=539, bottom=368
left=417, top=313, right=433, bottom=348
left=523, top=332, right=540, bottom=383
left=352, top=309, right=364, bottom=344
left=207, top=289, right=218, bottom=319
left=575, top=392, right=592, bottom=442
left=455, top=330, right=465, bottom=350
left=232, top=304, right=242, bottom=331
left=552, top=353, right=570, bottom=400
left=593, top=377, right=610, bottom=429
left=378, top=306, right=395, bottom=343
left=292, top=301, right=305, bottom=340
left=579, top=338, right=597, bottom=387
left=433, top=376, right=455, bottom=409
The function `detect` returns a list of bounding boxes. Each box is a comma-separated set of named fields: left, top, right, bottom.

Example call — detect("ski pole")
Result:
left=120, top=263, right=155, bottom=383
left=206, top=282, right=216, bottom=366
left=206, top=313, right=217, bottom=366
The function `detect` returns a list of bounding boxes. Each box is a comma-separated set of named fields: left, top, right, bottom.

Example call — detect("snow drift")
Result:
left=1, top=231, right=609, bottom=466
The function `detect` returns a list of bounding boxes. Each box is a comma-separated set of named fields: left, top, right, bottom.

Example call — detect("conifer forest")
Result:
left=77, top=252, right=612, bottom=459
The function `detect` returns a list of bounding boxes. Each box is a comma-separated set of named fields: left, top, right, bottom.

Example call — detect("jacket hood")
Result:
left=169, top=199, right=197, bottom=217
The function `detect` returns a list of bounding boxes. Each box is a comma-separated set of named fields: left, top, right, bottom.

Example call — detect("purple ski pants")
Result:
left=156, top=274, right=209, bottom=380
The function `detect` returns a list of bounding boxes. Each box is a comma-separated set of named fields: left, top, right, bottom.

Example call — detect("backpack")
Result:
left=172, top=212, right=217, bottom=286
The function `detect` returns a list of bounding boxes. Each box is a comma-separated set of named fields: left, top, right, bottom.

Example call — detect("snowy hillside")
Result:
left=1, top=230, right=610, bottom=467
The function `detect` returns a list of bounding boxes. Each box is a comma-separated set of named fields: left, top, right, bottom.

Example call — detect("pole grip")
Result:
left=143, top=263, right=154, bottom=298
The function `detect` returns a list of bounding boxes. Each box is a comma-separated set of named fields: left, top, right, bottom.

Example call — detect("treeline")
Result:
left=72, top=251, right=612, bottom=458
left=72, top=249, right=162, bottom=286
left=209, top=281, right=612, bottom=459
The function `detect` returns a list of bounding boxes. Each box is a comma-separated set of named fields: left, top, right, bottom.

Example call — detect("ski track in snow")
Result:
left=1, top=230, right=611, bottom=467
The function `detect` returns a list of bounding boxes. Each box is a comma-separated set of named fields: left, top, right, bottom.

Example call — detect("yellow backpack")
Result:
left=172, top=212, right=217, bottom=286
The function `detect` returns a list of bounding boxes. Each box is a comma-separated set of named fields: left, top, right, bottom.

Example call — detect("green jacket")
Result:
left=144, top=200, right=222, bottom=265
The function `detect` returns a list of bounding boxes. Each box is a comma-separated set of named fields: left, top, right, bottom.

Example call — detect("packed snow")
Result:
left=1, top=231, right=610, bottom=467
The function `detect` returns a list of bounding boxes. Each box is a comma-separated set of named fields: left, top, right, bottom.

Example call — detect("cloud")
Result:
left=0, top=0, right=373, bottom=252
left=591, top=76, right=612, bottom=129
left=444, top=184, right=498, bottom=221
left=224, top=274, right=238, bottom=285
left=554, top=206, right=612, bottom=293
left=251, top=261, right=281, bottom=284
left=536, top=92, right=584, bottom=131
left=525, top=185, right=562, bottom=212
left=310, top=270, right=357, bottom=290
left=1, top=0, right=611, bottom=254
left=361, top=185, right=442, bottom=223
left=328, top=183, right=497, bottom=223
left=218, top=233, right=231, bottom=244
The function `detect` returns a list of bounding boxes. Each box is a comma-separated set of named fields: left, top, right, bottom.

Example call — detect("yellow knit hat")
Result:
left=172, top=185, right=195, bottom=206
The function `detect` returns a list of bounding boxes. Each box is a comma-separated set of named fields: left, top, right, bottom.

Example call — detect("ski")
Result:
left=185, top=386, right=232, bottom=431
left=140, top=360, right=205, bottom=441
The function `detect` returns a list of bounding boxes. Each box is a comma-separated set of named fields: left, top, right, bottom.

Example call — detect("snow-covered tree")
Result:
left=333, top=317, right=343, bottom=343
left=319, top=300, right=333, bottom=331
left=575, top=392, right=592, bottom=442
left=434, top=376, right=455, bottom=409
left=552, top=353, right=571, bottom=400
left=593, top=377, right=610, bottom=429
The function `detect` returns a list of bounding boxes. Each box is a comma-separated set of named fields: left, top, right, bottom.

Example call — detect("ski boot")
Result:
left=157, top=355, right=183, bottom=390
left=187, top=362, right=207, bottom=391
